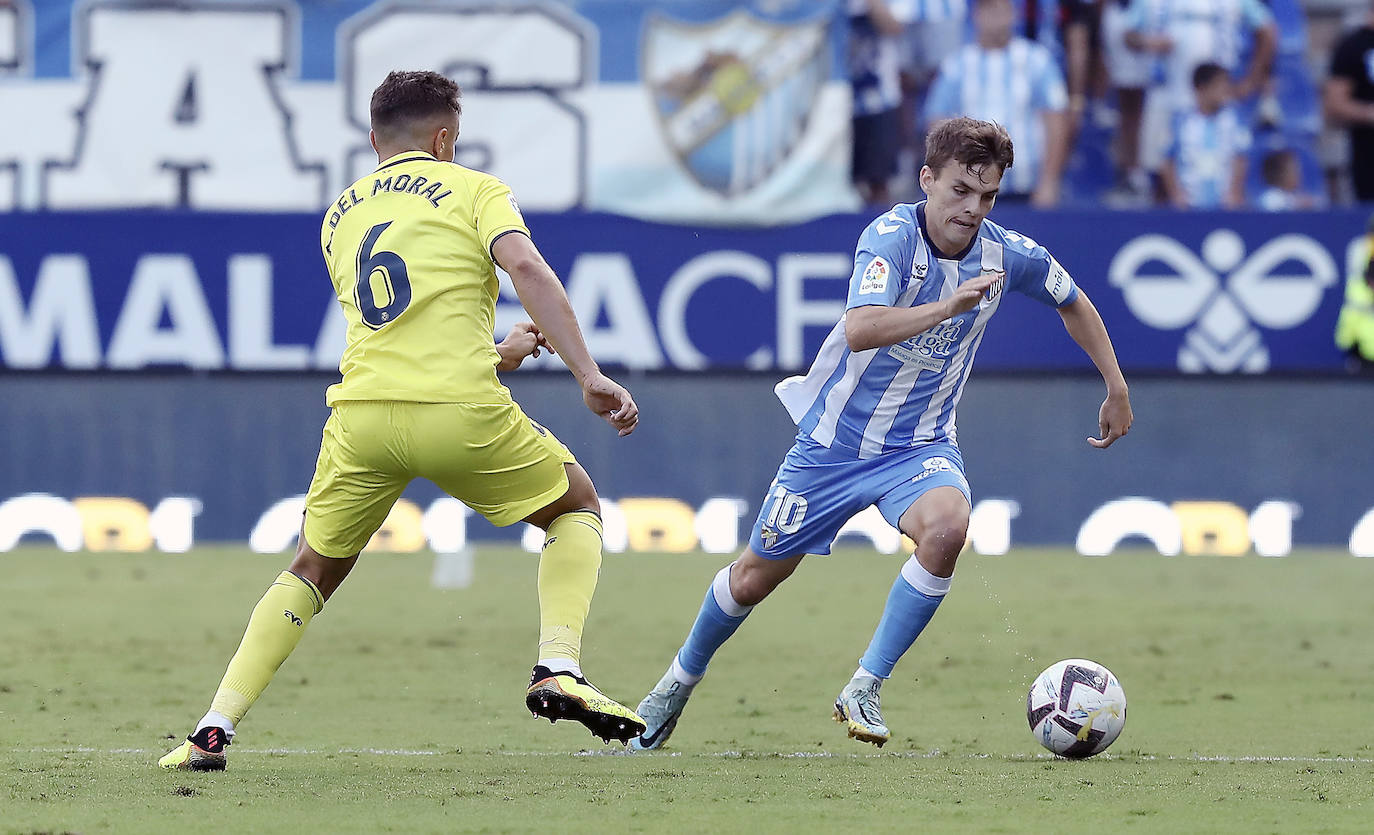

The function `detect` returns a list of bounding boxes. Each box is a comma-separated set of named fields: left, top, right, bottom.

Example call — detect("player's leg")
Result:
left=834, top=450, right=971, bottom=747
left=634, top=441, right=858, bottom=750
left=161, top=403, right=407, bottom=770
left=419, top=402, right=642, bottom=743
left=629, top=547, right=801, bottom=750
left=522, top=461, right=602, bottom=675
left=518, top=462, right=648, bottom=742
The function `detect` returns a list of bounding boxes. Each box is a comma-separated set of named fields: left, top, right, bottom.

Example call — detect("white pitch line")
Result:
left=19, top=747, right=1374, bottom=765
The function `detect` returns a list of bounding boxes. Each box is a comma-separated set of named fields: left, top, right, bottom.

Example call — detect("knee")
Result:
left=905, top=514, right=969, bottom=557
left=729, top=562, right=779, bottom=607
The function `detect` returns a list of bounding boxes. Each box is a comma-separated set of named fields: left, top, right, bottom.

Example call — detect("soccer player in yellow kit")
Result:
left=161, top=70, right=645, bottom=770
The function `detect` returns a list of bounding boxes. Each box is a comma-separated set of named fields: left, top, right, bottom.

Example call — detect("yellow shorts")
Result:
left=303, top=400, right=576, bottom=558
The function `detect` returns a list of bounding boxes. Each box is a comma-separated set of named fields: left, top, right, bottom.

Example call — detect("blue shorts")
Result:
left=748, top=437, right=972, bottom=559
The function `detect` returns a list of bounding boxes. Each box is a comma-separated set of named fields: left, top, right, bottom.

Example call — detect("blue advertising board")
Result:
left=0, top=208, right=1360, bottom=373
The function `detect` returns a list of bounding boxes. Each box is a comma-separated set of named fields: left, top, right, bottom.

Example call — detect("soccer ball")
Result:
left=1026, top=659, right=1127, bottom=758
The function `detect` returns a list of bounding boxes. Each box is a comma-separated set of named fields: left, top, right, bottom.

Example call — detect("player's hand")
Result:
left=495, top=322, right=553, bottom=372
left=582, top=373, right=639, bottom=436
left=1088, top=390, right=1133, bottom=449
left=946, top=273, right=997, bottom=317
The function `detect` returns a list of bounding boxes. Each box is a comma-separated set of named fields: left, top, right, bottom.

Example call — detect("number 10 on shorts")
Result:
left=762, top=484, right=808, bottom=535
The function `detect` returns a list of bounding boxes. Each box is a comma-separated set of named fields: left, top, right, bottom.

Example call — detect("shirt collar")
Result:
left=375, top=151, right=436, bottom=172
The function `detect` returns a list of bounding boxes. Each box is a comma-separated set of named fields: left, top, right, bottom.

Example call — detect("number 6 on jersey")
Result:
left=355, top=221, right=412, bottom=328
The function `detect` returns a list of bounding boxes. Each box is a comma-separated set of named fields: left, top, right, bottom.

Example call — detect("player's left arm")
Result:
left=1057, top=292, right=1133, bottom=449
left=1012, top=242, right=1132, bottom=448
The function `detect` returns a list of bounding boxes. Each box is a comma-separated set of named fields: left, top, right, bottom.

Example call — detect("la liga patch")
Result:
left=859, top=256, right=890, bottom=295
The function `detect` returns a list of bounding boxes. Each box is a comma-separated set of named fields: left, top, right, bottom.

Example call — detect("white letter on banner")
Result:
left=835, top=506, right=903, bottom=553
left=423, top=498, right=470, bottom=554
left=0, top=494, right=84, bottom=552
left=150, top=497, right=202, bottom=553
left=343, top=7, right=588, bottom=208
left=107, top=255, right=224, bottom=369
left=564, top=254, right=664, bottom=369
left=228, top=254, right=309, bottom=370
left=968, top=499, right=1020, bottom=556
left=250, top=496, right=306, bottom=554
left=1350, top=508, right=1374, bottom=558
left=46, top=5, right=323, bottom=209
left=313, top=301, right=346, bottom=370
left=1076, top=498, right=1182, bottom=556
left=777, top=254, right=849, bottom=368
left=1249, top=501, right=1299, bottom=558
left=696, top=498, right=749, bottom=554
left=659, top=252, right=772, bottom=370
left=0, top=255, right=100, bottom=368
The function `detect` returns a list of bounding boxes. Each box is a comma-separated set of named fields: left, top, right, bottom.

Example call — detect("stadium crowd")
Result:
left=847, top=0, right=1370, bottom=209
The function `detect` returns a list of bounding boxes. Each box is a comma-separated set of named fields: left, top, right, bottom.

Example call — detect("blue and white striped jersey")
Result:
left=1126, top=0, right=1271, bottom=107
left=924, top=39, right=1068, bottom=195
left=848, top=0, right=902, bottom=115
left=888, top=0, right=968, bottom=24
left=1165, top=106, right=1251, bottom=208
left=775, top=202, right=1078, bottom=459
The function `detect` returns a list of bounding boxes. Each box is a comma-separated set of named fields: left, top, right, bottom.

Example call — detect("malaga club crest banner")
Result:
left=0, top=0, right=854, bottom=224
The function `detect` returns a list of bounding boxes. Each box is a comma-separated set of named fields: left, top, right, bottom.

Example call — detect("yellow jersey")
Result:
left=319, top=151, right=529, bottom=406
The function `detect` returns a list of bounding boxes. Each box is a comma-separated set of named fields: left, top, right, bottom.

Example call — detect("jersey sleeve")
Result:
left=473, top=176, right=531, bottom=260
left=846, top=211, right=916, bottom=310
left=1010, top=240, right=1079, bottom=309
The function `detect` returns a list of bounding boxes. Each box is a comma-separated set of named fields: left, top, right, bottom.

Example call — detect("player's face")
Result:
left=920, top=162, right=1003, bottom=252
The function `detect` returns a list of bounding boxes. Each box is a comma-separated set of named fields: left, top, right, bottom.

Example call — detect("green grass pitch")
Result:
left=3, top=546, right=1372, bottom=833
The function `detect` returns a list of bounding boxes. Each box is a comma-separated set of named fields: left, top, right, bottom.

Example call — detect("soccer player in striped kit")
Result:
left=631, top=117, right=1132, bottom=750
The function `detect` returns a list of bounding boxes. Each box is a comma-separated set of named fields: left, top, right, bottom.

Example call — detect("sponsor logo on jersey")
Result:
left=1045, top=258, right=1072, bottom=304
left=859, top=256, right=889, bottom=295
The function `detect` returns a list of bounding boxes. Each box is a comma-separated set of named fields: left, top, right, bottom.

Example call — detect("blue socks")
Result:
left=858, top=556, right=952, bottom=679
left=673, top=563, right=753, bottom=682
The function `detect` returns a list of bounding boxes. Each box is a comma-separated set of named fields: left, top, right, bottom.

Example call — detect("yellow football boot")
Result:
left=527, top=666, right=646, bottom=744
left=158, top=726, right=229, bottom=771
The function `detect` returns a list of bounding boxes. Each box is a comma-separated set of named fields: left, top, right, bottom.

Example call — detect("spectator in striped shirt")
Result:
left=1160, top=62, right=1251, bottom=209
left=924, top=0, right=1071, bottom=206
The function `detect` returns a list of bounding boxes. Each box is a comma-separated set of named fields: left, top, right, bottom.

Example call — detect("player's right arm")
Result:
left=846, top=280, right=993, bottom=351
left=492, top=232, right=638, bottom=436
left=842, top=211, right=992, bottom=352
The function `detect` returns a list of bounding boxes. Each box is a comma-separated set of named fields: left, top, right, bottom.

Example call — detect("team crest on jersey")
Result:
left=759, top=526, right=779, bottom=549
left=913, top=261, right=928, bottom=279
left=643, top=11, right=828, bottom=195
left=980, top=268, right=1006, bottom=301
left=859, top=256, right=890, bottom=295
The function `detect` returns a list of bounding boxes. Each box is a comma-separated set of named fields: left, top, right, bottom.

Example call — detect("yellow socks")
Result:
left=208, top=571, right=324, bottom=726
left=536, top=511, right=604, bottom=668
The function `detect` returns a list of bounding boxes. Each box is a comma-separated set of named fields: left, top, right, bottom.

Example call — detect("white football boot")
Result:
left=833, top=676, right=890, bottom=747
left=629, top=669, right=695, bottom=751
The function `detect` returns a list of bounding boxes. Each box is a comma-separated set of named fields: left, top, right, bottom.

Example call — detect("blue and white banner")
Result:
left=0, top=208, right=1359, bottom=373
left=0, top=0, right=854, bottom=224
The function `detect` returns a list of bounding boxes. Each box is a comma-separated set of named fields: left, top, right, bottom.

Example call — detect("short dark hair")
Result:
left=1261, top=148, right=1296, bottom=185
left=1192, top=62, right=1228, bottom=89
left=370, top=71, right=462, bottom=139
left=924, top=117, right=1014, bottom=180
